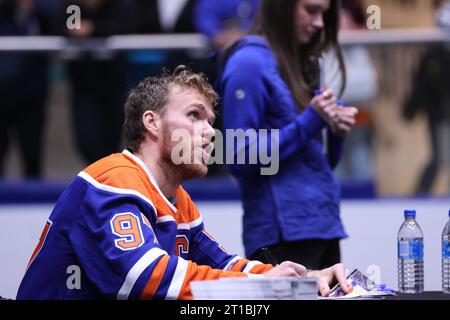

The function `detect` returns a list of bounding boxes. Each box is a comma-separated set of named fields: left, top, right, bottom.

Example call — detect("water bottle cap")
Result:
left=404, top=210, right=416, bottom=218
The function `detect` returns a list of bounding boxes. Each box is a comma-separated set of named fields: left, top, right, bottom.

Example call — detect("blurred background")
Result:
left=0, top=0, right=449, bottom=197
left=1, top=0, right=450, bottom=298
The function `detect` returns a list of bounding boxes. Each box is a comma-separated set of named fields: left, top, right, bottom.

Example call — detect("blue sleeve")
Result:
left=194, top=0, right=233, bottom=39
left=189, top=223, right=237, bottom=268
left=188, top=222, right=272, bottom=274
left=328, top=130, right=345, bottom=169
left=194, top=0, right=259, bottom=39
left=221, top=49, right=328, bottom=176
left=183, top=196, right=239, bottom=270
left=69, top=190, right=170, bottom=300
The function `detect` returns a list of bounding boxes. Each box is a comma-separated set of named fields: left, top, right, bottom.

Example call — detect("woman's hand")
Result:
left=310, top=87, right=359, bottom=137
left=310, top=88, right=340, bottom=127
left=332, top=105, right=358, bottom=137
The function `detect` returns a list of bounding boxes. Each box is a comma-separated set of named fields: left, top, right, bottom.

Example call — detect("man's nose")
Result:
left=203, top=121, right=215, bottom=141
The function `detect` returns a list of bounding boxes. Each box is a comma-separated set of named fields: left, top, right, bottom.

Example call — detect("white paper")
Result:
left=190, top=276, right=318, bottom=300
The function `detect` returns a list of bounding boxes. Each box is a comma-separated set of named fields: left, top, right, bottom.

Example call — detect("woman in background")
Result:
left=218, top=0, right=358, bottom=269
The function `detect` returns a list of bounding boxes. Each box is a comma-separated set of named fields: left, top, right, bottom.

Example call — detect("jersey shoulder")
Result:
left=175, top=186, right=201, bottom=224
left=83, top=153, right=158, bottom=205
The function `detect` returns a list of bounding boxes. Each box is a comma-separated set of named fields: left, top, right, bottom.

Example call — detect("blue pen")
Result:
left=313, top=89, right=348, bottom=106
left=375, top=284, right=396, bottom=293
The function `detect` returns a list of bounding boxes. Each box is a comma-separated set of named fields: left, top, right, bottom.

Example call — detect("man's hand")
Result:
left=263, top=261, right=307, bottom=277
left=307, top=263, right=352, bottom=297
left=261, top=261, right=353, bottom=297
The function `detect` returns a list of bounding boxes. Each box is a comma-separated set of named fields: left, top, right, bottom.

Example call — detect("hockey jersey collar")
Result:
left=122, top=149, right=178, bottom=213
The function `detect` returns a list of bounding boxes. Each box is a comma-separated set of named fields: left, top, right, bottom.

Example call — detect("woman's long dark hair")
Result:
left=250, top=0, right=346, bottom=110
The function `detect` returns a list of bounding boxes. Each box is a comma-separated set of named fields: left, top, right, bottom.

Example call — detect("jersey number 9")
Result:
left=110, top=212, right=144, bottom=251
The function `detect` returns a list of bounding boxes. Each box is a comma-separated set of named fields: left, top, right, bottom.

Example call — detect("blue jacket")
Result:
left=194, top=0, right=259, bottom=39
left=217, top=35, right=347, bottom=258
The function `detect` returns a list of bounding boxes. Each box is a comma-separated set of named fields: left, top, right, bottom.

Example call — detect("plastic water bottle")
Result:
left=442, top=210, right=450, bottom=294
left=397, top=210, right=424, bottom=293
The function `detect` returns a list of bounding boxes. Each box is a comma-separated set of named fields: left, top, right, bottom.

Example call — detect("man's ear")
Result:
left=142, top=110, right=161, bottom=137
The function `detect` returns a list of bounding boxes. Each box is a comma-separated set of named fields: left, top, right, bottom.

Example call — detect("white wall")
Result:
left=1, top=199, right=448, bottom=299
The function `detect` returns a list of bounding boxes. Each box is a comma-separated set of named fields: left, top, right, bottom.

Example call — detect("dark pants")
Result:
left=250, top=238, right=341, bottom=270
left=68, top=56, right=126, bottom=164
left=415, top=116, right=443, bottom=194
left=0, top=94, right=46, bottom=178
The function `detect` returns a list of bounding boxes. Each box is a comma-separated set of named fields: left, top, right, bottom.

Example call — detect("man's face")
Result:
left=159, top=85, right=216, bottom=180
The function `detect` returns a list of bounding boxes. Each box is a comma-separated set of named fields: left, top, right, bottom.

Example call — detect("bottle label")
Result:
left=443, top=241, right=450, bottom=259
left=398, top=240, right=424, bottom=259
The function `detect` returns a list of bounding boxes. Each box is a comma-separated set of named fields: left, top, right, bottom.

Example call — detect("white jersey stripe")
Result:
left=177, top=223, right=190, bottom=230
left=157, top=215, right=176, bottom=224
left=165, top=258, right=189, bottom=300
left=242, top=260, right=263, bottom=273
left=157, top=216, right=203, bottom=230
left=177, top=217, right=203, bottom=230
left=223, top=256, right=242, bottom=271
left=189, top=216, right=203, bottom=229
left=117, top=247, right=167, bottom=300
left=78, top=171, right=157, bottom=220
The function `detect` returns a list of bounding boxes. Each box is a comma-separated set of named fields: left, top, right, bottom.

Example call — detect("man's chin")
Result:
left=180, top=163, right=208, bottom=181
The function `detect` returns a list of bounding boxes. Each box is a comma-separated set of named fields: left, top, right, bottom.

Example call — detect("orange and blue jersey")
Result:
left=16, top=150, right=272, bottom=300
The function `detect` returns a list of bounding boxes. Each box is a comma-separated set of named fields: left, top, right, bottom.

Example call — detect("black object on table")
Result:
left=384, top=291, right=449, bottom=300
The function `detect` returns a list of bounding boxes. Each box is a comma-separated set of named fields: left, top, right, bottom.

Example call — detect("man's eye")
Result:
left=189, top=111, right=199, bottom=119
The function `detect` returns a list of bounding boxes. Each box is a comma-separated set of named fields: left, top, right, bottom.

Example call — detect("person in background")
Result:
left=402, top=0, right=450, bottom=195
left=55, top=0, right=137, bottom=164
left=194, top=0, right=260, bottom=49
left=0, top=0, right=53, bottom=178
left=16, top=66, right=351, bottom=299
left=127, top=0, right=199, bottom=87
left=126, top=1, right=221, bottom=173
left=194, top=0, right=261, bottom=176
left=217, top=0, right=358, bottom=270
left=323, top=0, right=378, bottom=181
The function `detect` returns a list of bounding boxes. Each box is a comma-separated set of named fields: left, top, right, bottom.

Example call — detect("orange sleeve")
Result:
left=138, top=254, right=250, bottom=300
left=228, top=258, right=274, bottom=273
left=177, top=260, right=248, bottom=300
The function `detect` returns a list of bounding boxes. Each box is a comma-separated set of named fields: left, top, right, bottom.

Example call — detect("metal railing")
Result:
left=0, top=28, right=448, bottom=52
